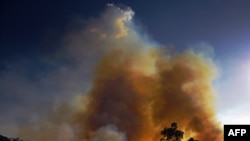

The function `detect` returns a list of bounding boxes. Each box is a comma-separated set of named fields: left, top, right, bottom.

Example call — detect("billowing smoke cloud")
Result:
left=1, top=4, right=222, bottom=141
left=73, top=48, right=222, bottom=141
left=90, top=124, right=127, bottom=141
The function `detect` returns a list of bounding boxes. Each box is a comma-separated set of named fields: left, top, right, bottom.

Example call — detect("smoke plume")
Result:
left=13, top=4, right=222, bottom=141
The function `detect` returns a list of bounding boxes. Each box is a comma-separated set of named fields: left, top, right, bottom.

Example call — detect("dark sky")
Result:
left=1, top=0, right=250, bottom=62
left=0, top=0, right=250, bottom=133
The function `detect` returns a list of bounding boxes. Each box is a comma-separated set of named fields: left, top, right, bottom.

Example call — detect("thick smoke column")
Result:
left=71, top=4, right=222, bottom=141
left=17, top=4, right=222, bottom=141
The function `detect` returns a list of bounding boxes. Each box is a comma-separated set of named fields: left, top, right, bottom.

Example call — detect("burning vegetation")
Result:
left=14, top=4, right=222, bottom=141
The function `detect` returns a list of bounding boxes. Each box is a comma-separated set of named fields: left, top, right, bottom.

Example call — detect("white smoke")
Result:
left=91, top=125, right=127, bottom=141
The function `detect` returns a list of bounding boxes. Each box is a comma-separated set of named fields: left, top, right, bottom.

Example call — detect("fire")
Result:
left=74, top=49, right=222, bottom=141
left=17, top=4, right=222, bottom=141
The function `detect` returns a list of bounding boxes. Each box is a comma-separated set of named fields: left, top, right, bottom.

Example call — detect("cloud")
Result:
left=215, top=57, right=250, bottom=124
left=0, top=4, right=222, bottom=141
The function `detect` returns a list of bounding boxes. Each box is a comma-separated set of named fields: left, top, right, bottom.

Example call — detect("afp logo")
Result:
left=224, top=125, right=250, bottom=141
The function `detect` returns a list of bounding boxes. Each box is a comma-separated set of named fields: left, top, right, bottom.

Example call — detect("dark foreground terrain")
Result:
left=0, top=135, right=23, bottom=141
